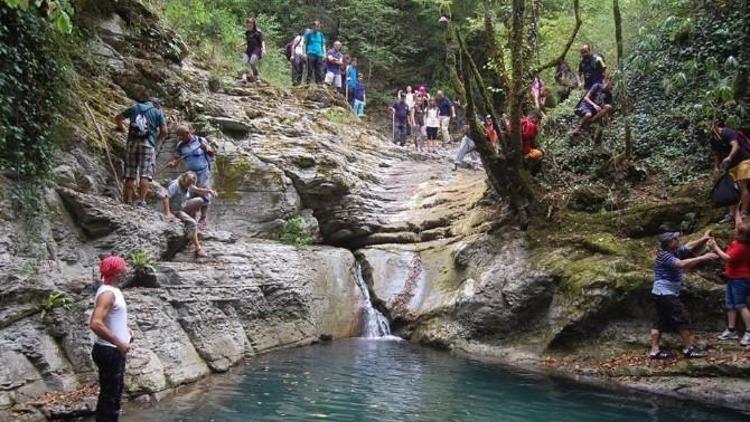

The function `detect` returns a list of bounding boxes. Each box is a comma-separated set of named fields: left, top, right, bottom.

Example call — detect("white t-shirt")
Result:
left=425, top=108, right=439, bottom=127
left=92, top=285, right=130, bottom=348
left=404, top=93, right=415, bottom=109
left=293, top=35, right=305, bottom=57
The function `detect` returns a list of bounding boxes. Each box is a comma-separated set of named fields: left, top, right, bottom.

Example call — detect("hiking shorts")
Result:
left=576, top=103, right=596, bottom=117
left=194, top=171, right=213, bottom=204
left=324, top=71, right=342, bottom=88
left=124, top=141, right=155, bottom=181
left=426, top=127, right=439, bottom=141
left=652, top=294, right=691, bottom=332
left=725, top=278, right=750, bottom=310
left=729, top=159, right=750, bottom=182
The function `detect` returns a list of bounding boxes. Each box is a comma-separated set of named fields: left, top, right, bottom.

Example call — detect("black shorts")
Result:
left=652, top=294, right=691, bottom=332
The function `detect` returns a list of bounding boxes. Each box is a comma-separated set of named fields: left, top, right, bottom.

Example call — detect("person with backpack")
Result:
left=572, top=80, right=613, bottom=138
left=160, top=171, right=217, bottom=257
left=242, top=17, right=266, bottom=84
left=288, top=31, right=306, bottom=86
left=352, top=73, right=367, bottom=118
left=167, top=125, right=215, bottom=229
left=324, top=41, right=345, bottom=89
left=114, top=97, right=167, bottom=207
left=708, top=210, right=750, bottom=346
left=648, top=230, right=717, bottom=359
left=304, top=21, right=326, bottom=84
left=391, top=91, right=410, bottom=147
left=578, top=44, right=607, bottom=90
left=710, top=122, right=750, bottom=219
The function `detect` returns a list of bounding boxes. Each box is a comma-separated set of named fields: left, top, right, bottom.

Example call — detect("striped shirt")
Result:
left=652, top=246, right=688, bottom=296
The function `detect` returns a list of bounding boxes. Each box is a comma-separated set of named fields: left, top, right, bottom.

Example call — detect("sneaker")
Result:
left=741, top=332, right=750, bottom=346
left=683, top=345, right=707, bottom=358
left=718, top=214, right=734, bottom=224
left=135, top=201, right=148, bottom=209
left=717, top=328, right=738, bottom=341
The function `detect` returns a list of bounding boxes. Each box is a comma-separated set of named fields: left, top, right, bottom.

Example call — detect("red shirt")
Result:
left=484, top=123, right=498, bottom=145
left=724, top=240, right=750, bottom=279
left=521, top=118, right=539, bottom=155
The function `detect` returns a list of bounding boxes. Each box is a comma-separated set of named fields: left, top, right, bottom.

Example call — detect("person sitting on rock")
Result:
left=710, top=122, right=750, bottom=221
left=89, top=255, right=132, bottom=422
left=114, top=96, right=167, bottom=208
left=572, top=80, right=612, bottom=139
left=521, top=113, right=544, bottom=160
left=167, top=125, right=215, bottom=229
left=453, top=124, right=478, bottom=171
left=392, top=91, right=410, bottom=147
left=160, top=171, right=217, bottom=257
left=708, top=210, right=750, bottom=346
left=649, top=230, right=716, bottom=359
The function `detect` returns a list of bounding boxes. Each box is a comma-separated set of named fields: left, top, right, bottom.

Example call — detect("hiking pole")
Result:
left=392, top=114, right=396, bottom=145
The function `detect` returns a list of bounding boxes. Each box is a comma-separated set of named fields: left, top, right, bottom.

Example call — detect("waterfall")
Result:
left=354, top=262, right=391, bottom=338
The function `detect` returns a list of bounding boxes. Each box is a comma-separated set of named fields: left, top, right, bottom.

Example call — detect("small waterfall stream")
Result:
left=354, top=262, right=391, bottom=337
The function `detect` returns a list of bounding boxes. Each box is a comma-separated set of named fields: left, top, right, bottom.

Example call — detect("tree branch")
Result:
left=483, top=0, right=510, bottom=97
left=532, top=0, right=581, bottom=74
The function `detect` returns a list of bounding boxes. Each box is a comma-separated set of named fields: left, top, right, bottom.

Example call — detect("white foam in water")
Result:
left=354, top=262, right=392, bottom=338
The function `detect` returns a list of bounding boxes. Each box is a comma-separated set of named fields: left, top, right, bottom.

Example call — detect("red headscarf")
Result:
left=99, top=256, right=127, bottom=285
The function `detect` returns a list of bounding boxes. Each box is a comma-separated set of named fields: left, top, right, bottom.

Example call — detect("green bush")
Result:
left=127, top=250, right=156, bottom=273
left=279, top=214, right=314, bottom=246
left=40, top=292, right=73, bottom=319
left=0, top=6, right=68, bottom=177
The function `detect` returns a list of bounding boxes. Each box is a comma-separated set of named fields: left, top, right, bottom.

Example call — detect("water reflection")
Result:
left=125, top=339, right=749, bottom=422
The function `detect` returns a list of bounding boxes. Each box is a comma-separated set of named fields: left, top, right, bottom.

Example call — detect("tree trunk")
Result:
left=483, top=0, right=510, bottom=98
left=533, top=0, right=581, bottom=74
left=613, top=0, right=633, bottom=158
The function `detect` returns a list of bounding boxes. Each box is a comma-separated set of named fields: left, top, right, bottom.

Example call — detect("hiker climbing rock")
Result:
left=578, top=44, right=607, bottom=90
left=114, top=96, right=167, bottom=208
left=709, top=210, right=750, bottom=346
left=242, top=17, right=266, bottom=83
left=167, top=125, right=215, bottom=229
left=160, top=171, right=218, bottom=257
left=572, top=80, right=613, bottom=139
left=649, top=230, right=717, bottom=359
left=89, top=255, right=132, bottom=422
left=710, top=122, right=750, bottom=220
left=453, top=125, right=478, bottom=171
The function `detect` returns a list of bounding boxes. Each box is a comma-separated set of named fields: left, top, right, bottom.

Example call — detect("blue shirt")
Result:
left=392, top=101, right=409, bottom=123
left=122, top=102, right=165, bottom=147
left=437, top=97, right=453, bottom=117
left=579, top=54, right=606, bottom=89
left=346, top=66, right=358, bottom=88
left=652, top=246, right=689, bottom=296
left=304, top=31, right=326, bottom=57
left=174, top=136, right=210, bottom=174
left=354, top=83, right=366, bottom=101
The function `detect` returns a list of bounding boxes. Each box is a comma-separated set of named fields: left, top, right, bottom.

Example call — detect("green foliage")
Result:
left=278, top=214, right=313, bottom=246
left=0, top=6, right=69, bottom=177
left=40, top=292, right=73, bottom=319
left=127, top=250, right=156, bottom=273
left=2, top=0, right=74, bottom=33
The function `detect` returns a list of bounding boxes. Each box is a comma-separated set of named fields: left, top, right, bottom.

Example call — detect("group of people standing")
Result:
left=391, top=86, right=456, bottom=153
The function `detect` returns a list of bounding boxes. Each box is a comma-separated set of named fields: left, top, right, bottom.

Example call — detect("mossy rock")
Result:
left=568, top=185, right=609, bottom=213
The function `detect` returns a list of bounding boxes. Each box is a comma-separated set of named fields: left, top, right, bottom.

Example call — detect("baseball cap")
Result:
left=656, top=231, right=681, bottom=246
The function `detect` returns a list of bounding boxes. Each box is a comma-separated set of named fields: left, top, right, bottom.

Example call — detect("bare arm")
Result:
left=684, top=230, right=712, bottom=251
left=158, top=124, right=168, bottom=141
left=89, top=292, right=130, bottom=353
left=674, top=252, right=717, bottom=269
left=708, top=239, right=731, bottom=261
left=722, top=139, right=741, bottom=167
left=192, top=186, right=217, bottom=197
left=114, top=114, right=127, bottom=132
left=584, top=89, right=599, bottom=109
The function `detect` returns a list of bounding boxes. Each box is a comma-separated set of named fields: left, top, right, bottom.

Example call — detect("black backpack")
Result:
left=710, top=172, right=740, bottom=207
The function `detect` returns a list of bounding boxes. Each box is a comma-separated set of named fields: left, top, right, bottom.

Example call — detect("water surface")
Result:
left=127, top=339, right=748, bottom=421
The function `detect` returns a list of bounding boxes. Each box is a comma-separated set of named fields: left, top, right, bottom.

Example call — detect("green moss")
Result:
left=323, top=108, right=357, bottom=125
left=213, top=156, right=251, bottom=201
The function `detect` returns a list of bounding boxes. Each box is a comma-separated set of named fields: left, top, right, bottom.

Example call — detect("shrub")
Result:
left=279, top=214, right=313, bottom=246
left=40, top=292, right=73, bottom=319
left=127, top=250, right=157, bottom=273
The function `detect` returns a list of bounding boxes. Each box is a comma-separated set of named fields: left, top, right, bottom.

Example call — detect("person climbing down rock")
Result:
left=167, top=125, right=215, bottom=229
left=578, top=44, right=607, bottom=90
left=89, top=255, right=132, bottom=422
left=324, top=41, right=344, bottom=89
left=352, top=73, right=367, bottom=117
left=649, top=230, right=717, bottom=359
left=242, top=17, right=266, bottom=83
left=708, top=210, right=750, bottom=346
left=521, top=113, right=544, bottom=160
left=572, top=80, right=613, bottom=139
left=304, top=20, right=326, bottom=84
left=392, top=91, right=410, bottom=147
left=160, top=171, right=218, bottom=257
left=453, top=125, right=478, bottom=171
left=710, top=122, right=750, bottom=221
left=114, top=96, right=167, bottom=208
